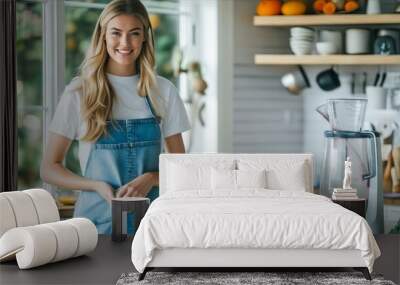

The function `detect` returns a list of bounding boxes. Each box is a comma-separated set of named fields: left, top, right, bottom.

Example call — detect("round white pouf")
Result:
left=42, top=220, right=79, bottom=262
left=0, top=192, right=39, bottom=227
left=24, top=189, right=60, bottom=224
left=0, top=196, right=17, bottom=237
left=0, top=218, right=98, bottom=269
left=0, top=226, right=57, bottom=269
left=65, top=218, right=98, bottom=257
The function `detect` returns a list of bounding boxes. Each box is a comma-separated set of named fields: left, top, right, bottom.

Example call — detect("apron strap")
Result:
left=145, top=95, right=161, bottom=124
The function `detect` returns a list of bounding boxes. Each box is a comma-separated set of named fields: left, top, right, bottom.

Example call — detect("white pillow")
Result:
left=166, top=159, right=236, bottom=192
left=238, top=160, right=309, bottom=191
left=167, top=162, right=211, bottom=191
left=236, top=169, right=267, bottom=189
left=211, top=168, right=236, bottom=190
left=211, top=169, right=267, bottom=190
left=267, top=161, right=307, bottom=191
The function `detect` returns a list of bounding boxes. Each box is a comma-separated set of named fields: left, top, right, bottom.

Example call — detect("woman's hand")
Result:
left=94, top=181, right=115, bottom=203
left=116, top=172, right=158, bottom=198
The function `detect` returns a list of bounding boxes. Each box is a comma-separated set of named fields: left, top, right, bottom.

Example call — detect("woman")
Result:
left=40, top=0, right=190, bottom=234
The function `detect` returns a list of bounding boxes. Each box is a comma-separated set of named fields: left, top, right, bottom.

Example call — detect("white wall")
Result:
left=182, top=0, right=219, bottom=153
left=232, top=0, right=304, bottom=153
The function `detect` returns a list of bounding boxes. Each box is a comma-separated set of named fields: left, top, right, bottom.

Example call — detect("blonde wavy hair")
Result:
left=79, top=0, right=163, bottom=142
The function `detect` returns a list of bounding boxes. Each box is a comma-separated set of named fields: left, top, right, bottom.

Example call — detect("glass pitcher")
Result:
left=316, top=98, right=367, bottom=132
left=320, top=130, right=383, bottom=233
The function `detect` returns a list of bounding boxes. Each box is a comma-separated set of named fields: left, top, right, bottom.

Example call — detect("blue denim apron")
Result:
left=73, top=96, right=161, bottom=235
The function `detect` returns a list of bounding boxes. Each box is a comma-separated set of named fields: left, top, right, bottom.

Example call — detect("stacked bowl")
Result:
left=290, top=27, right=315, bottom=55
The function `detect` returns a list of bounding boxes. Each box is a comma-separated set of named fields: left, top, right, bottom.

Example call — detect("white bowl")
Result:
left=291, top=34, right=315, bottom=41
left=291, top=45, right=313, bottom=53
left=290, top=40, right=313, bottom=46
left=290, top=39, right=313, bottom=46
left=291, top=27, right=314, bottom=34
left=291, top=32, right=315, bottom=39
left=290, top=38, right=314, bottom=45
left=316, top=41, right=338, bottom=55
left=290, top=45, right=313, bottom=55
left=290, top=42, right=313, bottom=50
left=291, top=27, right=315, bottom=37
left=291, top=48, right=313, bottom=55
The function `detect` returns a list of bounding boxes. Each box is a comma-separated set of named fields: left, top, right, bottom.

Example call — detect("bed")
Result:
left=131, top=154, right=380, bottom=280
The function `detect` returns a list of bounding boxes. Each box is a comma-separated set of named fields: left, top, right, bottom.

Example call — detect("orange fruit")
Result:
left=344, top=1, right=359, bottom=12
left=257, top=0, right=282, bottom=16
left=313, top=0, right=326, bottom=12
left=281, top=1, right=307, bottom=15
left=323, top=2, right=337, bottom=14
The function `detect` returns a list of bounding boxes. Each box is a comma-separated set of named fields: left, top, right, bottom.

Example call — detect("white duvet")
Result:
left=131, top=190, right=380, bottom=273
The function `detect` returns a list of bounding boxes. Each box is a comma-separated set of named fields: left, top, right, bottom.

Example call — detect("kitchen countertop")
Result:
left=0, top=235, right=398, bottom=285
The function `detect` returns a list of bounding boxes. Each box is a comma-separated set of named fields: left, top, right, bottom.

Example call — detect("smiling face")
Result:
left=105, top=14, right=145, bottom=76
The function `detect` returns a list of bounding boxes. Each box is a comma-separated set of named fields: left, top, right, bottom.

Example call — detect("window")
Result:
left=16, top=0, right=188, bottom=192
left=16, top=0, right=44, bottom=189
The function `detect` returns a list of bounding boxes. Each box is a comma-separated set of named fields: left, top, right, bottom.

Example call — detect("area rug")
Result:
left=116, top=271, right=396, bottom=285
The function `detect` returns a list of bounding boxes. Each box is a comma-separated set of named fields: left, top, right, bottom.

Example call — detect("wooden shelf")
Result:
left=384, top=193, right=400, bottom=200
left=254, top=54, right=400, bottom=65
left=254, top=14, right=400, bottom=26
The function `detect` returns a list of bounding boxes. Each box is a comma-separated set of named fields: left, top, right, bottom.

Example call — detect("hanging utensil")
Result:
left=316, top=65, right=341, bottom=91
left=198, top=102, right=206, bottom=127
left=362, top=72, right=367, bottom=94
left=297, top=65, right=311, bottom=88
left=373, top=66, right=381, bottom=86
left=281, top=65, right=311, bottom=95
left=379, top=68, right=387, bottom=87
left=351, top=72, right=356, bottom=95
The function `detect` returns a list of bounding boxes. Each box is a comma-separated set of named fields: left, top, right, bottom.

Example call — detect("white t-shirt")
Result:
left=49, top=74, right=190, bottom=173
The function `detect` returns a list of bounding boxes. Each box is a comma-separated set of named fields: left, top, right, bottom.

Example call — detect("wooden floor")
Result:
left=0, top=235, right=398, bottom=284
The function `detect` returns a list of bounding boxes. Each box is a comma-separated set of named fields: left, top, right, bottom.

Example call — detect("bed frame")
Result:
left=138, top=248, right=371, bottom=280
left=138, top=154, right=372, bottom=281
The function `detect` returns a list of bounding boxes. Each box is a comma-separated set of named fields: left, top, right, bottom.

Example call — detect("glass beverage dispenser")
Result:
left=317, top=99, right=384, bottom=233
left=320, top=131, right=383, bottom=233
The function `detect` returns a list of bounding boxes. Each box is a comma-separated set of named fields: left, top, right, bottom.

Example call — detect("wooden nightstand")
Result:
left=332, top=198, right=366, bottom=218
